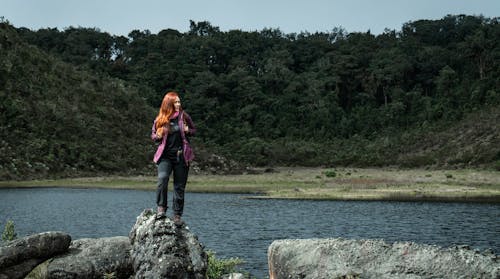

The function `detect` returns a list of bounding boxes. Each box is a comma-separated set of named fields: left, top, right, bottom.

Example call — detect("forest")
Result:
left=0, top=14, right=499, bottom=179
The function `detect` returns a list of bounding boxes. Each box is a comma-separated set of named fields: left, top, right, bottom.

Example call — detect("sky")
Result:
left=2, top=0, right=499, bottom=36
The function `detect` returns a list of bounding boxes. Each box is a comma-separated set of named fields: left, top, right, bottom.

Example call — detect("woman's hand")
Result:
left=184, top=125, right=189, bottom=133
left=156, top=127, right=164, bottom=139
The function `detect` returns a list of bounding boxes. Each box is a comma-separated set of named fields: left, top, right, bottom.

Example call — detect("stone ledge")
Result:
left=268, top=238, right=499, bottom=279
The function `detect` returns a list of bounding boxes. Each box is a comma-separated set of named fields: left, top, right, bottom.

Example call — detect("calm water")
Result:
left=0, top=188, right=499, bottom=278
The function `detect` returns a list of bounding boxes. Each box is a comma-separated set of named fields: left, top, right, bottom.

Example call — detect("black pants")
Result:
left=156, top=155, right=189, bottom=216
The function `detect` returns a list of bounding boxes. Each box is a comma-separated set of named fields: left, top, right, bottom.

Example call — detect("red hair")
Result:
left=155, top=91, right=181, bottom=130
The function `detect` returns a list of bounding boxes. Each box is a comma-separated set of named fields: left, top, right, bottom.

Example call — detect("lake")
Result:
left=0, top=188, right=499, bottom=278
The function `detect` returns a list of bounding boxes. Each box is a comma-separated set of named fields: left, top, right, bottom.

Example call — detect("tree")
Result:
left=435, top=65, right=458, bottom=97
left=368, top=48, right=412, bottom=107
left=460, top=29, right=495, bottom=80
left=189, top=20, right=220, bottom=37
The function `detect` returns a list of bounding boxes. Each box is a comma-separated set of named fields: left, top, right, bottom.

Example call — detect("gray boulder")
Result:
left=46, top=236, right=133, bottom=279
left=268, top=238, right=499, bottom=279
left=129, top=209, right=207, bottom=279
left=0, top=231, right=71, bottom=279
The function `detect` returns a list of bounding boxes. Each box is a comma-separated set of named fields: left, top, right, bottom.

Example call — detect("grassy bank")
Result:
left=0, top=168, right=499, bottom=202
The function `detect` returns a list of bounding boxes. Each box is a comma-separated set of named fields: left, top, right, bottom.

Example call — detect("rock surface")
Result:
left=0, top=231, right=71, bottom=279
left=268, top=238, right=499, bottom=279
left=46, top=236, right=132, bottom=278
left=129, top=209, right=207, bottom=279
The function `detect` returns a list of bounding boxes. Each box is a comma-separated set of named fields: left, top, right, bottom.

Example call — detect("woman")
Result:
left=151, top=91, right=196, bottom=225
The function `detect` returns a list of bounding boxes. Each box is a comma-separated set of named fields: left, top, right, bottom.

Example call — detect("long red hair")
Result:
left=155, top=91, right=181, bottom=130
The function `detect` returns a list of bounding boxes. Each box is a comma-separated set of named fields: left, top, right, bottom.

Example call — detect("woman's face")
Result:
left=173, top=97, right=181, bottom=112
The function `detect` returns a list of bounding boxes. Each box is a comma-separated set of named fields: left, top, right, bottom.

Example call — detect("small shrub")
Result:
left=103, top=272, right=116, bottom=279
left=324, top=170, right=337, bottom=177
left=445, top=174, right=453, bottom=179
left=2, top=220, right=17, bottom=242
left=206, top=250, right=244, bottom=279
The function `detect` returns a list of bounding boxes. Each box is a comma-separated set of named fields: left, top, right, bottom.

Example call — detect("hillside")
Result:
left=248, top=106, right=500, bottom=169
left=0, top=22, right=155, bottom=179
left=395, top=107, right=500, bottom=168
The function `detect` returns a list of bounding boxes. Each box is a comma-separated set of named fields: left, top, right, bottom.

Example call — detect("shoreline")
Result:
left=0, top=167, right=499, bottom=203
left=1, top=184, right=498, bottom=203
left=243, top=194, right=500, bottom=203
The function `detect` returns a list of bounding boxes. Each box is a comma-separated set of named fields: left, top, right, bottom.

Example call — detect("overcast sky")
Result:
left=2, top=0, right=499, bottom=36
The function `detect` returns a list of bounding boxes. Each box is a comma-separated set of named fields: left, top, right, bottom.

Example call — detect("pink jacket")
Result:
left=151, top=111, right=196, bottom=165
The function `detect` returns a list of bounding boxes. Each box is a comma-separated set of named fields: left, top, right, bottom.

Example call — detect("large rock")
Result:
left=0, top=231, right=71, bottom=279
left=46, top=236, right=132, bottom=278
left=129, top=209, right=207, bottom=279
left=268, top=238, right=500, bottom=279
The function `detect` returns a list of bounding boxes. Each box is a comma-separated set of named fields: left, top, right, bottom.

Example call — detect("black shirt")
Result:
left=163, top=116, right=182, bottom=160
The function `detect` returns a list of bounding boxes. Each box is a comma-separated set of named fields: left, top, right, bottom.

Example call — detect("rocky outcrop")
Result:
left=0, top=231, right=71, bottom=279
left=46, top=236, right=132, bottom=278
left=0, top=210, right=208, bottom=279
left=268, top=238, right=500, bottom=279
left=129, top=209, right=207, bottom=279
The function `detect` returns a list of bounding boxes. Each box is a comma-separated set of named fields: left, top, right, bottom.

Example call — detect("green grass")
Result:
left=206, top=250, right=244, bottom=279
left=0, top=167, right=499, bottom=202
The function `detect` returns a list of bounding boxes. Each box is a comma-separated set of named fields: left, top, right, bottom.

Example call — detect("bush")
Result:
left=2, top=219, right=17, bottom=241
left=324, top=170, right=337, bottom=177
left=206, top=250, right=244, bottom=279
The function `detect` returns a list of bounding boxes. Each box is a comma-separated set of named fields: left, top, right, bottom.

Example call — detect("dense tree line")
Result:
left=1, top=15, right=499, bottom=179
